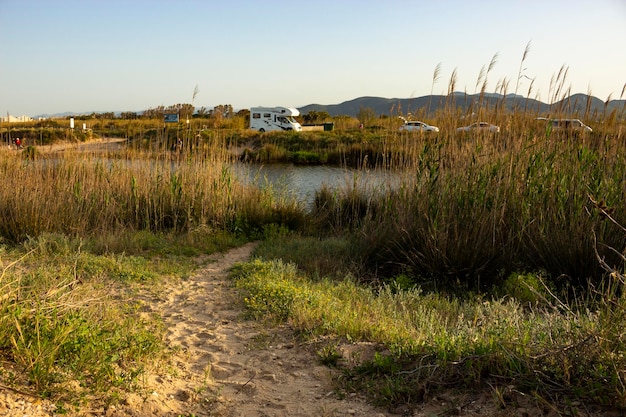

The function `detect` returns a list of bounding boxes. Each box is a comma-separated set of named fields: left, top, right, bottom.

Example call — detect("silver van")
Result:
left=536, top=117, right=592, bottom=132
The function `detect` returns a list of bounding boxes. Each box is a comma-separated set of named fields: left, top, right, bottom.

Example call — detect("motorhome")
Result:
left=249, top=107, right=302, bottom=132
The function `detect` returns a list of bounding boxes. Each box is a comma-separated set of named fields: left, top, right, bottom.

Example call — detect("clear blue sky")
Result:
left=1, top=0, right=625, bottom=117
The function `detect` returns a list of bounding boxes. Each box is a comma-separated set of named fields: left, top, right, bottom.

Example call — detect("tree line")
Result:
left=72, top=104, right=242, bottom=121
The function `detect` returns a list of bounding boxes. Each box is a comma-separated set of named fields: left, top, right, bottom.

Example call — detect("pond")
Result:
left=32, top=157, right=399, bottom=212
left=233, top=163, right=399, bottom=210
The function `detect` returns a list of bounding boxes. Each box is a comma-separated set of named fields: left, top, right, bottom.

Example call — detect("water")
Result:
left=233, top=163, right=398, bottom=210
left=35, top=157, right=398, bottom=211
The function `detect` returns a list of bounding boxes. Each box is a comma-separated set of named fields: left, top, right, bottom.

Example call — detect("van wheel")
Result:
left=259, top=128, right=265, bottom=132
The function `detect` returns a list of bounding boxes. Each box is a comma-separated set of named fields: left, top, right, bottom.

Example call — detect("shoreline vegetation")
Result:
left=1, top=104, right=626, bottom=415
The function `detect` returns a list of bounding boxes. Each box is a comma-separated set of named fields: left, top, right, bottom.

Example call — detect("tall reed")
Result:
left=0, top=132, right=305, bottom=242
left=313, top=112, right=626, bottom=292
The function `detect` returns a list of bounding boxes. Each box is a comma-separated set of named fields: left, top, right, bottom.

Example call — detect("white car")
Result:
left=535, top=117, right=592, bottom=133
left=456, top=122, right=500, bottom=133
left=399, top=121, right=439, bottom=132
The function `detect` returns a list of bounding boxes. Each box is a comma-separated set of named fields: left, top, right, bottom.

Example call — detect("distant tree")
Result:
left=333, top=114, right=360, bottom=130
left=302, top=110, right=331, bottom=124
left=237, top=109, right=250, bottom=127
left=142, top=106, right=165, bottom=119
left=120, top=111, right=138, bottom=120
left=179, top=104, right=195, bottom=120
left=165, top=104, right=194, bottom=120
left=357, top=107, right=377, bottom=126
left=97, top=112, right=115, bottom=119
left=210, top=104, right=233, bottom=119
left=195, top=106, right=209, bottom=117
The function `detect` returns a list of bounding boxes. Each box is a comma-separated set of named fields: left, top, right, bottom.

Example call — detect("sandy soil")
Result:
left=35, top=137, right=128, bottom=153
left=100, top=242, right=588, bottom=417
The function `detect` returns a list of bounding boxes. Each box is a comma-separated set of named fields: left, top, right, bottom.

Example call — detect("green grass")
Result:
left=232, top=240, right=626, bottom=410
left=0, top=230, right=242, bottom=408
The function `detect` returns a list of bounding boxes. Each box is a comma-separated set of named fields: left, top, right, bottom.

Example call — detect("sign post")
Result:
left=164, top=114, right=179, bottom=123
left=164, top=113, right=180, bottom=151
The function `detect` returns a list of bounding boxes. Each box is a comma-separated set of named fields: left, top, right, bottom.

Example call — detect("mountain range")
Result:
left=34, top=93, right=626, bottom=120
left=298, top=93, right=626, bottom=118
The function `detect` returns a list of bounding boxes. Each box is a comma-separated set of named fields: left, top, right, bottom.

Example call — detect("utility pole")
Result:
left=6, top=112, right=12, bottom=147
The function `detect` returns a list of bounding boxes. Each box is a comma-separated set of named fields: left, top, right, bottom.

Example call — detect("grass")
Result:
left=234, top=130, right=385, bottom=167
left=0, top=229, right=243, bottom=408
left=233, top=242, right=626, bottom=410
left=0, top=132, right=303, bottom=409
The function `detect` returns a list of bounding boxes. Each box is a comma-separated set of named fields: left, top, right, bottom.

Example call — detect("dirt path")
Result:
left=1, top=243, right=387, bottom=417
left=107, top=242, right=391, bottom=417
left=36, top=137, right=128, bottom=153
left=89, top=244, right=615, bottom=417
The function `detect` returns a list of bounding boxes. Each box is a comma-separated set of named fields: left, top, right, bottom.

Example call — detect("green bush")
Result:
left=498, top=272, right=550, bottom=305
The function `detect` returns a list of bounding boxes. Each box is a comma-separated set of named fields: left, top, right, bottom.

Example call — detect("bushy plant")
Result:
left=498, top=272, right=550, bottom=305
left=232, top=259, right=317, bottom=321
left=254, top=234, right=362, bottom=280
left=0, top=239, right=164, bottom=401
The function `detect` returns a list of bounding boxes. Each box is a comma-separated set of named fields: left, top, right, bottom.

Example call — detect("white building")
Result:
left=0, top=114, right=33, bottom=123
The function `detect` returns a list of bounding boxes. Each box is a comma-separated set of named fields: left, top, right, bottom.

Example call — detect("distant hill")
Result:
left=34, top=111, right=76, bottom=119
left=298, top=93, right=626, bottom=118
left=34, top=94, right=625, bottom=120
left=34, top=111, right=124, bottom=119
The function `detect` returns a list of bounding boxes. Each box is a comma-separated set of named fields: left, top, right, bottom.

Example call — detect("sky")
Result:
left=1, top=0, right=625, bottom=117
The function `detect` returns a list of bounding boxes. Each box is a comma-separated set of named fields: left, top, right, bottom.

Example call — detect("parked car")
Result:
left=535, top=117, right=592, bottom=133
left=456, top=122, right=500, bottom=133
left=399, top=121, right=439, bottom=132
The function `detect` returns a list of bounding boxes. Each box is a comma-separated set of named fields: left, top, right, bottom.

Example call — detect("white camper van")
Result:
left=249, top=107, right=302, bottom=132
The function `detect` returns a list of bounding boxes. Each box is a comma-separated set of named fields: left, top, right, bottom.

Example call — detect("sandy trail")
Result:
left=110, top=244, right=610, bottom=417
left=108, top=242, right=390, bottom=417
left=1, top=243, right=388, bottom=417
left=35, top=137, right=128, bottom=153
